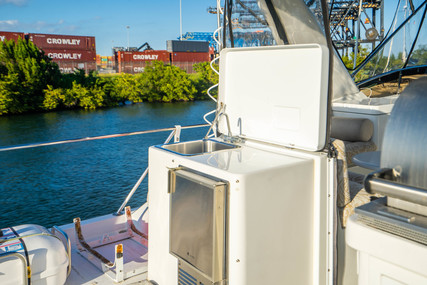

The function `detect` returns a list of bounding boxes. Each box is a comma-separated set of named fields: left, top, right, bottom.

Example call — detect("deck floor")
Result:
left=66, top=238, right=149, bottom=285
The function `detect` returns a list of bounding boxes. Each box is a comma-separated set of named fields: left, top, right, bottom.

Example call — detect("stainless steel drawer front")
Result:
left=169, top=168, right=227, bottom=284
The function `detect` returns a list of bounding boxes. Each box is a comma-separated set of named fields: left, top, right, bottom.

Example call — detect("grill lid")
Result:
left=381, top=78, right=427, bottom=190
left=365, top=78, right=427, bottom=207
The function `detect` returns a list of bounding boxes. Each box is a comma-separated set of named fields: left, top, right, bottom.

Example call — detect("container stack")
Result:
left=115, top=40, right=211, bottom=75
left=1, top=30, right=213, bottom=75
left=28, top=33, right=96, bottom=73
left=97, top=55, right=116, bottom=70
left=167, top=40, right=210, bottom=73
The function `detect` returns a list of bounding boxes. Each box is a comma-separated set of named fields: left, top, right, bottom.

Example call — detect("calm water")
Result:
left=0, top=101, right=215, bottom=229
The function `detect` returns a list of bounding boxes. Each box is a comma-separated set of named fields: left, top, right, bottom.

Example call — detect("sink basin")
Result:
left=158, top=139, right=238, bottom=156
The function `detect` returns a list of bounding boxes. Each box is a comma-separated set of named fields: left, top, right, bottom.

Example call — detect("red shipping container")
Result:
left=42, top=48, right=96, bottom=62
left=131, top=50, right=170, bottom=62
left=28, top=33, right=95, bottom=51
left=132, top=66, right=145, bottom=73
left=57, top=62, right=78, bottom=74
left=124, top=65, right=145, bottom=74
left=0, top=31, right=24, bottom=42
left=118, top=61, right=146, bottom=74
left=117, top=50, right=170, bottom=64
left=117, top=51, right=134, bottom=64
left=56, top=62, right=96, bottom=73
left=171, top=52, right=210, bottom=63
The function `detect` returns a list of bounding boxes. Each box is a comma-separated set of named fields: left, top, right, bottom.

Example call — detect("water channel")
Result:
left=0, top=101, right=215, bottom=229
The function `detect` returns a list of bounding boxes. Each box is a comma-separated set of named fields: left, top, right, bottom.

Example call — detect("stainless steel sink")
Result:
left=158, top=139, right=238, bottom=156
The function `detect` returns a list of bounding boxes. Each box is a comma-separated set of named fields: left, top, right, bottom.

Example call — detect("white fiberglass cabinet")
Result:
left=147, top=44, right=335, bottom=285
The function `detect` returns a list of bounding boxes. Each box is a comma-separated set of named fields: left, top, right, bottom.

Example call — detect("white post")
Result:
left=217, top=0, right=222, bottom=50
left=115, top=244, right=124, bottom=282
left=174, top=125, right=182, bottom=142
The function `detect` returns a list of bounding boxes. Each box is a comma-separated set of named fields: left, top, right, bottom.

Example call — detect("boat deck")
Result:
left=61, top=205, right=151, bottom=285
left=66, top=239, right=149, bottom=285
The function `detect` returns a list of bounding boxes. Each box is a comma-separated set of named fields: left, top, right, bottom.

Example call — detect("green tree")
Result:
left=60, top=69, right=98, bottom=89
left=0, top=38, right=61, bottom=114
left=341, top=46, right=370, bottom=70
left=0, top=73, right=20, bottom=114
left=138, top=61, right=196, bottom=102
left=410, top=45, right=427, bottom=65
left=192, top=62, right=219, bottom=100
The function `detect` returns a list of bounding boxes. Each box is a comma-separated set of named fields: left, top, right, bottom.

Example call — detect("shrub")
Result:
left=138, top=61, right=196, bottom=102
left=110, top=73, right=141, bottom=103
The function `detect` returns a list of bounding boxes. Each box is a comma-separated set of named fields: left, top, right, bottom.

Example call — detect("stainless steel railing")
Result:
left=51, top=226, right=72, bottom=277
left=0, top=252, right=29, bottom=285
left=114, top=124, right=211, bottom=215
left=115, top=125, right=197, bottom=215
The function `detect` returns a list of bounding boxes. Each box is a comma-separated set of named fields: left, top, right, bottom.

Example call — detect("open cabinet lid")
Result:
left=218, top=44, right=329, bottom=151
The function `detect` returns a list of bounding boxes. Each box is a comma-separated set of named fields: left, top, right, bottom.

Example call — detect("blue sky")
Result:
left=0, top=0, right=218, bottom=55
left=0, top=0, right=400, bottom=56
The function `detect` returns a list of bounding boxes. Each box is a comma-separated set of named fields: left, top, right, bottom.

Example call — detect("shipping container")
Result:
left=122, top=65, right=145, bottom=74
left=43, top=48, right=96, bottom=74
left=28, top=33, right=96, bottom=51
left=0, top=31, right=24, bottom=42
left=117, top=50, right=170, bottom=64
left=167, top=40, right=209, bottom=53
left=117, top=61, right=146, bottom=74
left=56, top=62, right=96, bottom=74
left=171, top=51, right=210, bottom=63
left=115, top=50, right=209, bottom=74
left=42, top=48, right=96, bottom=62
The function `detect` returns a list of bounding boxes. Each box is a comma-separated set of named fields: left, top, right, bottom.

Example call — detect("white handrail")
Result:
left=0, top=124, right=209, bottom=152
